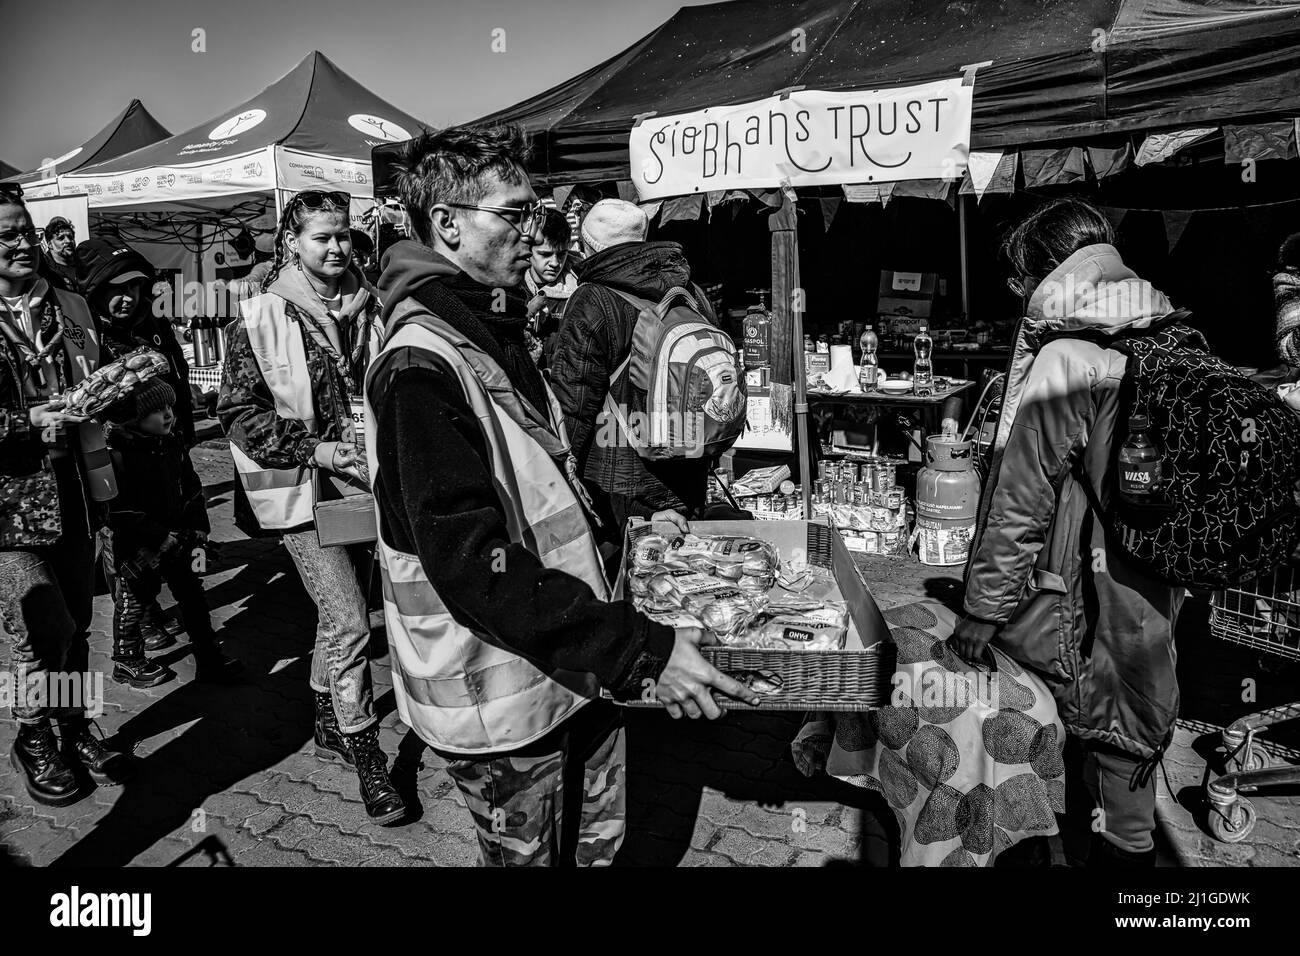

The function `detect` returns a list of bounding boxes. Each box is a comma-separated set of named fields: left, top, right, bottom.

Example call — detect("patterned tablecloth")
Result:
left=189, top=365, right=223, bottom=394
left=793, top=599, right=1066, bottom=866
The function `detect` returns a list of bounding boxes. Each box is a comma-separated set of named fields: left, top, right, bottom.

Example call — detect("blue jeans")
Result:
left=281, top=530, right=376, bottom=733
left=0, top=537, right=94, bottom=724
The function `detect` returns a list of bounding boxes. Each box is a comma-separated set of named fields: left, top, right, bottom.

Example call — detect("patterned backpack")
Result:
left=600, top=286, right=746, bottom=460
left=1063, top=315, right=1300, bottom=588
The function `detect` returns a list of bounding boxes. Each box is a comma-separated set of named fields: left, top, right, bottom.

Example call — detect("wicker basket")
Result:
left=609, top=519, right=895, bottom=711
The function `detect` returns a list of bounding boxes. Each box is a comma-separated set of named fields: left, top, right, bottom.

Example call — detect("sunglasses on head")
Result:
left=293, top=190, right=351, bottom=211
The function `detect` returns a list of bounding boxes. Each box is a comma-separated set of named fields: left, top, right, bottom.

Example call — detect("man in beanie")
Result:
left=103, top=378, right=242, bottom=686
left=550, top=198, right=717, bottom=540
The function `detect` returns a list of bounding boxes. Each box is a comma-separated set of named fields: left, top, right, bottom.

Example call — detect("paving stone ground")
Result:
left=2, top=431, right=1297, bottom=867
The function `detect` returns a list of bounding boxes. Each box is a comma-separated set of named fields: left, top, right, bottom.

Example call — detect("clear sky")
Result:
left=2, top=0, right=715, bottom=171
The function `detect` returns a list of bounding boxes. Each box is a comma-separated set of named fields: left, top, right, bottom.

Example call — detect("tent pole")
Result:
left=958, top=192, right=971, bottom=321
left=769, top=193, right=812, bottom=519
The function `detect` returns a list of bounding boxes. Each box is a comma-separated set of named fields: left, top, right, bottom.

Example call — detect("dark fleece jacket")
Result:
left=368, top=240, right=675, bottom=706
left=548, top=241, right=715, bottom=519
left=105, top=424, right=209, bottom=561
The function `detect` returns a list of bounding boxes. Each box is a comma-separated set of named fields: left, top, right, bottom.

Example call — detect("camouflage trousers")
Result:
left=444, top=702, right=626, bottom=867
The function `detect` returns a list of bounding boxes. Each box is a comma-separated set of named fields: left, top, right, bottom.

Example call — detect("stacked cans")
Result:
left=812, top=456, right=908, bottom=554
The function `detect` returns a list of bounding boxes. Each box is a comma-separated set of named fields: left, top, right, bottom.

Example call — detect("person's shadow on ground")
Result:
left=49, top=536, right=396, bottom=867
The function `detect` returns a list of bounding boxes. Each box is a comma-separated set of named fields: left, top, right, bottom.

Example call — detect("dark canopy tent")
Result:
left=0, top=160, right=19, bottom=180
left=467, top=0, right=1300, bottom=185
left=3, top=99, right=171, bottom=188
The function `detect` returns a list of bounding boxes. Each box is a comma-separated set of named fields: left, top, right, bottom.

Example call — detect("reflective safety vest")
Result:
left=365, top=303, right=607, bottom=755
left=230, top=293, right=317, bottom=530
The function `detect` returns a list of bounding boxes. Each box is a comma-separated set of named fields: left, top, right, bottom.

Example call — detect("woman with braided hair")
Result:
left=1, top=192, right=131, bottom=806
left=217, top=190, right=404, bottom=825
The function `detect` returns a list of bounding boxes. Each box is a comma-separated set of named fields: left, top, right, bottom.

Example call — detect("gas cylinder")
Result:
left=915, top=434, right=981, bottom=566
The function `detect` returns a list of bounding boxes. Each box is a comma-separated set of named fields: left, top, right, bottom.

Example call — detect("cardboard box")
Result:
left=609, top=519, right=894, bottom=711
left=313, top=471, right=376, bottom=548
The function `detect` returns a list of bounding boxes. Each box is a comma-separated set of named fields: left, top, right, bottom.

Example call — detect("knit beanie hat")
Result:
left=105, top=378, right=176, bottom=425
left=580, top=199, right=649, bottom=253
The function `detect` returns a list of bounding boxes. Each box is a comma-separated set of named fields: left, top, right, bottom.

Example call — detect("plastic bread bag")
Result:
left=734, top=600, right=850, bottom=651
left=683, top=587, right=765, bottom=640
left=664, top=533, right=780, bottom=579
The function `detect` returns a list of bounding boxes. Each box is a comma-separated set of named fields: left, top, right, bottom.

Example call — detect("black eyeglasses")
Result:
left=293, top=190, right=351, bottom=211
left=446, top=201, right=541, bottom=236
left=0, top=227, right=39, bottom=251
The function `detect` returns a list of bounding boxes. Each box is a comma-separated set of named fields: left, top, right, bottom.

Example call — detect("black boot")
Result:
left=149, top=601, right=185, bottom=638
left=345, top=725, right=406, bottom=826
left=9, top=720, right=82, bottom=806
left=59, top=717, right=132, bottom=786
left=191, top=635, right=243, bottom=684
left=313, top=691, right=353, bottom=765
left=1087, top=833, right=1157, bottom=868
left=112, top=633, right=175, bottom=689
left=142, top=620, right=176, bottom=652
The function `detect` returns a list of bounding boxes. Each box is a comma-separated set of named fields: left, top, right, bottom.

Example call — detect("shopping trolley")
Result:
left=1205, top=563, right=1300, bottom=842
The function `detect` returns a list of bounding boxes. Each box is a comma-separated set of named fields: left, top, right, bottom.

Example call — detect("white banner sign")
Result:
left=27, top=195, right=89, bottom=243
left=60, top=148, right=276, bottom=208
left=275, top=148, right=375, bottom=198
left=630, top=79, right=973, bottom=201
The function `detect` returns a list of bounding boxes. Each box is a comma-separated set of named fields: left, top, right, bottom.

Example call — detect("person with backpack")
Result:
left=368, top=125, right=761, bottom=866
left=550, top=199, right=744, bottom=540
left=950, top=198, right=1185, bottom=867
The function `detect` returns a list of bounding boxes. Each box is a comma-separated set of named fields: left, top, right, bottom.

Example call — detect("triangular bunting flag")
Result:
left=842, top=183, right=880, bottom=203
left=967, top=150, right=1002, bottom=200
left=958, top=171, right=974, bottom=195
left=1021, top=147, right=1087, bottom=188
left=660, top=193, right=704, bottom=224
left=1135, top=128, right=1216, bottom=166
left=1087, top=143, right=1132, bottom=179
left=552, top=184, right=575, bottom=211
left=615, top=181, right=639, bottom=203
left=748, top=188, right=784, bottom=208
left=1099, top=206, right=1128, bottom=232
left=820, top=197, right=842, bottom=230
left=1162, top=210, right=1193, bottom=252
left=879, top=183, right=896, bottom=208
left=893, top=179, right=952, bottom=202
left=1223, top=123, right=1298, bottom=164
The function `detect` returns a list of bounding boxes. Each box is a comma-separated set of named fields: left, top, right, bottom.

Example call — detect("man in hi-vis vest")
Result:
left=366, top=125, right=760, bottom=866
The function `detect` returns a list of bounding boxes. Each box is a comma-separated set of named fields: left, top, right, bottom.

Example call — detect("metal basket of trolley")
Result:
left=1205, top=561, right=1300, bottom=842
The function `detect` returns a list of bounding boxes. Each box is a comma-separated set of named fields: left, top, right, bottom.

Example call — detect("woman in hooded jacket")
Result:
left=950, top=198, right=1184, bottom=867
left=216, top=190, right=404, bottom=825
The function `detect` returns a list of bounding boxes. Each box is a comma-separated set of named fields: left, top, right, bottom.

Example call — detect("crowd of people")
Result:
left=3, top=126, right=1297, bottom=867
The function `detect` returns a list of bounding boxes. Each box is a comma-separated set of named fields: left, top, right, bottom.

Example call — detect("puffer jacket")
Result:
left=548, top=241, right=716, bottom=520
left=963, top=243, right=1185, bottom=760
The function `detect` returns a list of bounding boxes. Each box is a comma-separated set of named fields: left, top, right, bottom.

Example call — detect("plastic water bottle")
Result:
left=1118, top=413, right=1164, bottom=503
left=913, top=324, right=934, bottom=396
left=858, top=325, right=878, bottom=392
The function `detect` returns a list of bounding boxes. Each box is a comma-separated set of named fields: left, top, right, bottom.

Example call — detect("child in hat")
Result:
left=103, top=378, right=242, bottom=685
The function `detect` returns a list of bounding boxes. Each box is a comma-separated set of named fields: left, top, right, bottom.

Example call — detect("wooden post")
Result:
left=769, top=196, right=798, bottom=388
left=769, top=193, right=812, bottom=515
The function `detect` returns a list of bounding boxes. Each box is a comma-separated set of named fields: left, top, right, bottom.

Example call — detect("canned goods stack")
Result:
left=811, top=456, right=909, bottom=554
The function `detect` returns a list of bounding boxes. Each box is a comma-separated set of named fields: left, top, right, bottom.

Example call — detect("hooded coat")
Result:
left=548, top=241, right=716, bottom=522
left=77, top=237, right=195, bottom=447
left=964, top=243, right=1185, bottom=760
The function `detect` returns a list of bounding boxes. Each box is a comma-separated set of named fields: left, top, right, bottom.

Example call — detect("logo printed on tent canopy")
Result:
left=209, top=109, right=268, bottom=141
left=348, top=114, right=410, bottom=143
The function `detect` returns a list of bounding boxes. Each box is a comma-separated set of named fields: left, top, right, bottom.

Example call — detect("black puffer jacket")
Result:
left=105, top=424, right=208, bottom=562
left=548, top=241, right=715, bottom=520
